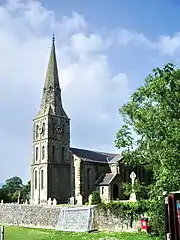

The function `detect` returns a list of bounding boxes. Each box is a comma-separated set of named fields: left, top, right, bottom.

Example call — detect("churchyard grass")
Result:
left=3, top=226, right=160, bottom=240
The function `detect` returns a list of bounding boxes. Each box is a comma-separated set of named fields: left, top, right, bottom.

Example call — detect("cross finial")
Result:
left=52, top=34, right=55, bottom=45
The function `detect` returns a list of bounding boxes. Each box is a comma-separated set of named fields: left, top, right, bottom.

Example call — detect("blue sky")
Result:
left=0, top=0, right=180, bottom=183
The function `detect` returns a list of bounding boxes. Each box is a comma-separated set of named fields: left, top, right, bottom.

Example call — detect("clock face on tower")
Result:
left=56, top=126, right=62, bottom=134
left=56, top=124, right=65, bottom=136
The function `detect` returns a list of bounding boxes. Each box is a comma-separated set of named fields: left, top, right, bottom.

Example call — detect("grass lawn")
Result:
left=2, top=226, right=161, bottom=240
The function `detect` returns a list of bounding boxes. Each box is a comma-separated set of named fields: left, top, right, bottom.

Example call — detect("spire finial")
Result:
left=52, top=34, right=55, bottom=45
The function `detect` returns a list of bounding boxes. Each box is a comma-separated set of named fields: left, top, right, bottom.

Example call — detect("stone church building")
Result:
left=30, top=37, right=148, bottom=205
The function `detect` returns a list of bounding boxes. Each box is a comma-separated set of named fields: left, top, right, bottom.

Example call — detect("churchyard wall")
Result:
left=0, top=203, right=139, bottom=232
left=94, top=208, right=140, bottom=232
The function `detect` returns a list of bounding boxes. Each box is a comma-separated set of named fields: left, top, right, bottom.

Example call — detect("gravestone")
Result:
left=53, top=198, right=57, bottom=206
left=56, top=206, right=95, bottom=232
left=70, top=196, right=75, bottom=205
left=0, top=200, right=3, bottom=204
left=47, top=197, right=52, bottom=206
left=88, top=194, right=92, bottom=205
left=129, top=171, right=137, bottom=202
left=76, top=194, right=83, bottom=205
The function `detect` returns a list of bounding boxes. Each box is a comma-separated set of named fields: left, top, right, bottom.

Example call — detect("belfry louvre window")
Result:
left=41, top=169, right=44, bottom=189
left=36, top=125, right=39, bottom=138
left=34, top=170, right=37, bottom=190
left=87, top=168, right=90, bottom=190
left=35, top=147, right=38, bottom=161
left=62, top=147, right=64, bottom=161
left=42, top=123, right=45, bottom=136
left=42, top=146, right=45, bottom=159
left=52, top=145, right=55, bottom=161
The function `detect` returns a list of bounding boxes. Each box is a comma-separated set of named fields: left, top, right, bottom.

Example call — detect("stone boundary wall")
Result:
left=0, top=203, right=139, bottom=232
left=94, top=209, right=139, bottom=232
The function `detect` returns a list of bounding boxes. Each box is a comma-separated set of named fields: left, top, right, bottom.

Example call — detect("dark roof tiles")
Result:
left=70, top=147, right=122, bottom=164
left=96, top=173, right=117, bottom=186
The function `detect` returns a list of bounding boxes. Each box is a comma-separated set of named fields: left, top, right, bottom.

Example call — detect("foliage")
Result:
left=0, top=177, right=30, bottom=203
left=115, top=63, right=180, bottom=236
left=98, top=201, right=149, bottom=221
left=91, top=191, right=101, bottom=205
left=123, top=180, right=150, bottom=200
left=0, top=188, right=11, bottom=203
left=1, top=176, right=23, bottom=202
left=21, top=181, right=31, bottom=201
left=3, top=226, right=160, bottom=240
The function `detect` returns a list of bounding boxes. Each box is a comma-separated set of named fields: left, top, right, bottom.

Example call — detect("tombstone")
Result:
left=76, top=194, right=83, bottom=205
left=25, top=199, right=28, bottom=204
left=70, top=196, right=75, bottom=205
left=47, top=197, right=52, bottom=206
left=129, top=171, right=137, bottom=202
left=53, top=198, right=57, bottom=206
left=88, top=194, right=92, bottom=205
left=0, top=199, right=3, bottom=204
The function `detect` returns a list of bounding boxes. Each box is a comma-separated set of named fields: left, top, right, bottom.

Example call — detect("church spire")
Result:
left=38, top=35, right=63, bottom=116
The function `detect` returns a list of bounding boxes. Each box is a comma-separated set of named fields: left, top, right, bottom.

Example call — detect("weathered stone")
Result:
left=56, top=206, right=95, bottom=232
left=69, top=196, right=75, bottom=205
left=88, top=194, right=92, bottom=205
left=47, top=198, right=52, bottom=206
left=76, top=194, right=83, bottom=206
left=53, top=198, right=57, bottom=206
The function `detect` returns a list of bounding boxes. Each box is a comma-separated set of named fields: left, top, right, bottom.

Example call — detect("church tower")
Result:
left=31, top=36, right=71, bottom=204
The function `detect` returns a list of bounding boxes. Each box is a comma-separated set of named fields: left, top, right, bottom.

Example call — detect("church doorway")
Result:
left=112, top=184, right=119, bottom=200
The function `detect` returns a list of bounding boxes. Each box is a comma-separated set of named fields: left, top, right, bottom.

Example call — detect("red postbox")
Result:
left=140, top=218, right=149, bottom=230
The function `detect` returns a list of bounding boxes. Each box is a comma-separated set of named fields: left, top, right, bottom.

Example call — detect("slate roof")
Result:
left=95, top=173, right=117, bottom=186
left=70, top=147, right=122, bottom=164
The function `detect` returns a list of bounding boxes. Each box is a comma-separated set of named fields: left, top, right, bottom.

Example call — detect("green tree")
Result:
left=0, top=188, right=11, bottom=203
left=21, top=180, right=31, bottom=201
left=115, top=63, right=180, bottom=236
left=1, top=176, right=23, bottom=202
left=123, top=180, right=150, bottom=200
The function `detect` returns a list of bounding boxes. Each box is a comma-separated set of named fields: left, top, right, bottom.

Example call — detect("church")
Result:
left=30, top=37, right=148, bottom=205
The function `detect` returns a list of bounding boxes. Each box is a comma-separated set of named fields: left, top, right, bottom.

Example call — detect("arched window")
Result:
left=87, top=169, right=90, bottom=190
left=34, top=170, right=37, bottom=190
left=36, top=125, right=39, bottom=138
left=52, top=122, right=55, bottom=134
left=61, top=147, right=64, bottom=161
left=35, top=147, right=38, bottom=161
left=41, top=169, right=44, bottom=190
left=52, top=145, right=55, bottom=161
left=42, top=146, right=45, bottom=159
left=42, top=123, right=45, bottom=136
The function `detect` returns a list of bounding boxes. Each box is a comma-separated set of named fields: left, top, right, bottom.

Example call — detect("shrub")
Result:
left=91, top=191, right=101, bottom=205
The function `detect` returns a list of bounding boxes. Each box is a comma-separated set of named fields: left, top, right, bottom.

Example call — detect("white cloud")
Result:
left=156, top=33, right=180, bottom=55
left=0, top=0, right=131, bottom=182
left=114, top=28, right=154, bottom=48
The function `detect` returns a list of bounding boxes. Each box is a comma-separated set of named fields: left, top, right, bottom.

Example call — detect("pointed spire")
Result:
left=38, top=35, right=63, bottom=116
left=52, top=33, right=55, bottom=45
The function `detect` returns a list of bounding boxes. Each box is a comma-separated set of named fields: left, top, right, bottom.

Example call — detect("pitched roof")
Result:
left=95, top=173, right=117, bottom=186
left=70, top=147, right=122, bottom=164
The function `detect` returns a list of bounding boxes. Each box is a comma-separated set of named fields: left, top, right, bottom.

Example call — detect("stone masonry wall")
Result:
left=0, top=203, right=139, bottom=232
left=94, top=209, right=140, bottom=232
left=0, top=204, right=60, bottom=229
